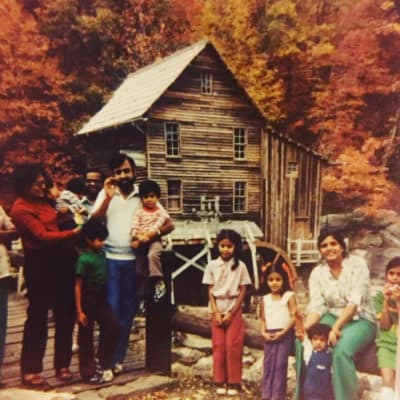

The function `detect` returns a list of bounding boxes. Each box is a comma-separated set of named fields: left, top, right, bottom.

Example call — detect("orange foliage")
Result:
left=0, top=0, right=74, bottom=178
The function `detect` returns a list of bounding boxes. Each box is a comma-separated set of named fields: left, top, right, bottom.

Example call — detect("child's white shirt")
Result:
left=202, top=257, right=252, bottom=314
left=262, top=291, right=294, bottom=330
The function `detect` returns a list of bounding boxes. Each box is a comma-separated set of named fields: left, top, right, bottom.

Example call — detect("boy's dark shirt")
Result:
left=76, top=250, right=107, bottom=285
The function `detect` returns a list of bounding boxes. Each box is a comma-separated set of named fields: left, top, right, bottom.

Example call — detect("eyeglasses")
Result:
left=32, top=179, right=46, bottom=188
left=114, top=168, right=132, bottom=175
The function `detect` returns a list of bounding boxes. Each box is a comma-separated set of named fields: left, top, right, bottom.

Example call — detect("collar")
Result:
left=215, top=256, right=234, bottom=268
left=115, top=184, right=139, bottom=199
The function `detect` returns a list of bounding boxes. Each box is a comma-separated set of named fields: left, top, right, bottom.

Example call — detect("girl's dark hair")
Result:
left=13, top=163, right=45, bottom=197
left=81, top=219, right=108, bottom=242
left=317, top=228, right=347, bottom=257
left=216, top=229, right=242, bottom=270
left=385, top=257, right=400, bottom=274
left=262, top=263, right=291, bottom=295
left=109, top=153, right=136, bottom=172
left=139, top=180, right=161, bottom=198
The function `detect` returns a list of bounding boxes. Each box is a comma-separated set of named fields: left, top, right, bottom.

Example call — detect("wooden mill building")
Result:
left=77, top=40, right=324, bottom=256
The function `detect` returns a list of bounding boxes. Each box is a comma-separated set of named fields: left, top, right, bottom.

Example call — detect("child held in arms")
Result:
left=131, top=180, right=171, bottom=304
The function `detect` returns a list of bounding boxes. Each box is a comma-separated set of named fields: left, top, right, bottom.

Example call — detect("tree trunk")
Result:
left=171, top=305, right=263, bottom=349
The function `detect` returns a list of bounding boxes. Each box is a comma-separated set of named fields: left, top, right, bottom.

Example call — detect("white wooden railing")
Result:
left=287, top=238, right=320, bottom=267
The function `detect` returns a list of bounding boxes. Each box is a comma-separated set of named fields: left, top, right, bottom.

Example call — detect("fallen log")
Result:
left=171, top=305, right=263, bottom=349
left=171, top=305, right=380, bottom=375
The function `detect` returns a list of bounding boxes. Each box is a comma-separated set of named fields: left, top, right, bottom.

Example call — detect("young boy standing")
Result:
left=75, top=220, right=120, bottom=383
left=131, top=180, right=171, bottom=303
left=302, top=323, right=333, bottom=400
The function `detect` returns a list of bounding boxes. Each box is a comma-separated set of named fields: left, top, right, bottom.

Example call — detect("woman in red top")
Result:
left=11, top=163, right=81, bottom=387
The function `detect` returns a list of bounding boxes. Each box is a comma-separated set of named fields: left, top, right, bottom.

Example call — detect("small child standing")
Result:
left=75, top=220, right=120, bottom=383
left=374, top=257, right=400, bottom=400
left=302, top=323, right=333, bottom=400
left=131, top=180, right=171, bottom=303
left=202, top=229, right=252, bottom=396
left=260, top=262, right=298, bottom=400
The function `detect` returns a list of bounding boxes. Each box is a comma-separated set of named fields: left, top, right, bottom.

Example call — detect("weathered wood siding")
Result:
left=145, top=46, right=264, bottom=225
left=79, top=44, right=323, bottom=248
left=263, top=131, right=323, bottom=248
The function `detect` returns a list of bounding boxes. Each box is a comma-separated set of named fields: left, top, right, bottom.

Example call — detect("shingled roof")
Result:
left=77, top=40, right=209, bottom=135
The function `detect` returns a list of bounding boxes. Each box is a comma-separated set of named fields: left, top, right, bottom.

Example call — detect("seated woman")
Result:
left=302, top=228, right=376, bottom=400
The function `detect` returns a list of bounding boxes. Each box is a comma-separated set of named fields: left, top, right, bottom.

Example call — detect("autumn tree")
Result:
left=308, top=0, right=400, bottom=211
left=196, top=0, right=284, bottom=120
left=119, top=0, right=201, bottom=71
left=0, top=0, right=75, bottom=180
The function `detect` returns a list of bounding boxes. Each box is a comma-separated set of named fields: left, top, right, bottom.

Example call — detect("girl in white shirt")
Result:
left=202, top=229, right=252, bottom=396
left=260, top=262, right=298, bottom=400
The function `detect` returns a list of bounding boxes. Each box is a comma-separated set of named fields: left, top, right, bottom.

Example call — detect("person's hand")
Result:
left=213, top=311, right=224, bottom=326
left=221, top=311, right=233, bottom=327
left=328, top=328, right=342, bottom=346
left=262, top=331, right=277, bottom=341
left=104, top=177, right=117, bottom=198
left=383, top=283, right=393, bottom=300
left=131, top=239, right=140, bottom=249
left=73, top=225, right=82, bottom=235
left=392, top=285, right=400, bottom=302
left=77, top=311, right=87, bottom=326
left=137, top=232, right=150, bottom=243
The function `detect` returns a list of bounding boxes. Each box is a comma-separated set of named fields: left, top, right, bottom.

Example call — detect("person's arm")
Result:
left=12, top=208, right=79, bottom=243
left=327, top=256, right=371, bottom=345
left=379, top=286, right=392, bottom=330
left=0, top=206, right=18, bottom=243
left=304, top=266, right=327, bottom=331
left=329, top=304, right=357, bottom=345
left=260, top=298, right=274, bottom=341
left=221, top=284, right=247, bottom=328
left=272, top=293, right=296, bottom=340
left=208, top=285, right=223, bottom=326
left=75, top=277, right=87, bottom=327
left=90, top=178, right=117, bottom=220
left=0, top=228, right=18, bottom=243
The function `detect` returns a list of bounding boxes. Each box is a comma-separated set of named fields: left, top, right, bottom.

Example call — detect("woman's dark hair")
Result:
left=215, top=229, right=242, bottom=271
left=385, top=257, right=400, bottom=274
left=13, top=163, right=45, bottom=197
left=139, top=180, right=161, bottom=198
left=109, top=153, right=136, bottom=172
left=262, top=263, right=292, bottom=295
left=81, top=219, right=108, bottom=242
left=317, top=228, right=347, bottom=257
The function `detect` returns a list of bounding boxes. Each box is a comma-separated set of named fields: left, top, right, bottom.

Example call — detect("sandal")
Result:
left=55, top=367, right=73, bottom=381
left=21, top=373, right=48, bottom=388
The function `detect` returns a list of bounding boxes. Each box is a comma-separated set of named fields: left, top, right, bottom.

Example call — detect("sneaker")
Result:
left=227, top=384, right=241, bottom=396
left=101, top=369, right=114, bottom=382
left=87, top=372, right=104, bottom=384
left=137, top=300, right=146, bottom=316
left=71, top=342, right=79, bottom=353
left=153, top=280, right=167, bottom=302
left=216, top=386, right=227, bottom=395
left=113, top=362, right=123, bottom=375
left=226, top=388, right=238, bottom=396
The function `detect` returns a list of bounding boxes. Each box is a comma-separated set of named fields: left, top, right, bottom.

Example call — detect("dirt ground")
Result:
left=126, top=376, right=286, bottom=400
